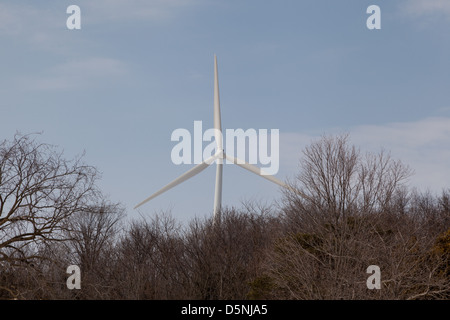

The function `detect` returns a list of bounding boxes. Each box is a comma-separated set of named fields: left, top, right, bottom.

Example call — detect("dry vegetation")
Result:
left=1, top=133, right=449, bottom=299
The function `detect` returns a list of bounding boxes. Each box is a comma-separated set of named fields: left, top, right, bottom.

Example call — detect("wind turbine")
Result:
left=134, top=55, right=290, bottom=222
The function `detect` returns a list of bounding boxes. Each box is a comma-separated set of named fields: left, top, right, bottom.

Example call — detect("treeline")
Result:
left=0, top=134, right=449, bottom=299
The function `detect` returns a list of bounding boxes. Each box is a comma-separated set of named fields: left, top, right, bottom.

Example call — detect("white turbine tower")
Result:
left=134, top=55, right=290, bottom=222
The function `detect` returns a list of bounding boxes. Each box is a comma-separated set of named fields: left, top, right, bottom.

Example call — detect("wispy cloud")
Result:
left=0, top=3, right=65, bottom=35
left=0, top=0, right=201, bottom=32
left=402, top=0, right=450, bottom=19
left=0, top=2, right=83, bottom=55
left=0, top=0, right=202, bottom=50
left=82, top=0, right=201, bottom=23
left=17, top=57, right=129, bottom=91
left=351, top=117, right=450, bottom=192
left=280, top=117, right=450, bottom=194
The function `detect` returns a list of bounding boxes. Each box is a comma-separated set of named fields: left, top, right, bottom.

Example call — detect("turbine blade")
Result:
left=214, top=55, right=223, bottom=150
left=134, top=154, right=217, bottom=209
left=224, top=153, right=287, bottom=188
left=224, top=153, right=312, bottom=200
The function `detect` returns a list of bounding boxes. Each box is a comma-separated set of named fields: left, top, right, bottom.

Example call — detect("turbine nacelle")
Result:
left=214, top=148, right=224, bottom=160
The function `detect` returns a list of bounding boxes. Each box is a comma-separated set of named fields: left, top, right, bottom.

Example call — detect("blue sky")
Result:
left=1, top=0, right=450, bottom=223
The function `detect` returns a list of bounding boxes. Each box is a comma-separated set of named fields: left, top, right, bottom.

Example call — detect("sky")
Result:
left=1, top=0, right=450, bottom=224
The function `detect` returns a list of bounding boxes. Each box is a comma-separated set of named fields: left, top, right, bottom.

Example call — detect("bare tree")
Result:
left=112, top=212, right=187, bottom=299
left=0, top=133, right=100, bottom=265
left=66, top=202, right=124, bottom=269
left=258, top=134, right=449, bottom=300
left=0, top=133, right=106, bottom=298
left=62, top=201, right=125, bottom=299
left=184, top=207, right=277, bottom=299
left=284, top=134, right=413, bottom=225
